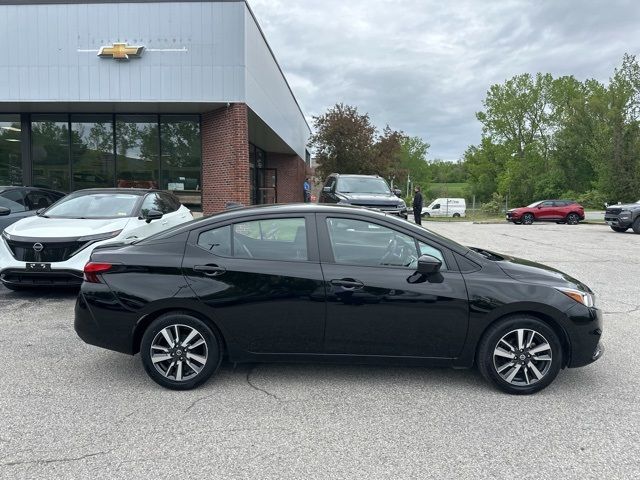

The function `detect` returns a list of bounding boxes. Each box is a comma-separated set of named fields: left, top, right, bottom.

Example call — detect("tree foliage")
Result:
left=467, top=54, right=640, bottom=207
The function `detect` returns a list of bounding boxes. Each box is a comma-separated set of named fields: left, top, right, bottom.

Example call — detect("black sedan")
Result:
left=0, top=186, right=65, bottom=231
left=75, top=204, right=603, bottom=394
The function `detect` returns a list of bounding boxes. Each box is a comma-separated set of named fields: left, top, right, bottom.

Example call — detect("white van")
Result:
left=421, top=198, right=466, bottom=217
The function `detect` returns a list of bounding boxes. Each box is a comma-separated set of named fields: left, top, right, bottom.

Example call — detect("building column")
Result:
left=201, top=104, right=250, bottom=215
left=268, top=152, right=309, bottom=203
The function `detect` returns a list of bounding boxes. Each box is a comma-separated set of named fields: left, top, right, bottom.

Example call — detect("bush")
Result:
left=481, top=192, right=504, bottom=214
left=575, top=190, right=608, bottom=209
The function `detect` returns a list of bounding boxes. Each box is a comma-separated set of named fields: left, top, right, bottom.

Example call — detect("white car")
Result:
left=0, top=189, right=192, bottom=290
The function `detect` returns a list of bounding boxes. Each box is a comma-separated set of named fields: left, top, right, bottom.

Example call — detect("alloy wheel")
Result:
left=493, top=328, right=552, bottom=386
left=566, top=213, right=579, bottom=225
left=150, top=324, right=208, bottom=381
left=522, top=213, right=534, bottom=225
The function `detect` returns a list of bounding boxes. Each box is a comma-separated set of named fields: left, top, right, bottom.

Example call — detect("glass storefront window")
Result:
left=31, top=115, right=70, bottom=191
left=0, top=115, right=22, bottom=186
left=115, top=115, right=159, bottom=189
left=71, top=115, right=114, bottom=190
left=160, top=116, right=201, bottom=193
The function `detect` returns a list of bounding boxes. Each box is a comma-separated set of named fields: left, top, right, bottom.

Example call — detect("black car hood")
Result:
left=470, top=247, right=591, bottom=292
left=338, top=193, right=402, bottom=206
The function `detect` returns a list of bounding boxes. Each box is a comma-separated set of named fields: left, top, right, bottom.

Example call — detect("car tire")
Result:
left=453, top=213, right=461, bottom=218
left=566, top=213, right=580, bottom=225
left=476, top=316, right=563, bottom=395
left=140, top=312, right=222, bottom=390
left=422, top=212, right=430, bottom=218
left=633, top=218, right=640, bottom=234
left=522, top=213, right=534, bottom=225
left=611, top=226, right=628, bottom=233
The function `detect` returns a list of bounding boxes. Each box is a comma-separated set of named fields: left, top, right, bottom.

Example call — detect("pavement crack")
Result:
left=246, top=365, right=281, bottom=401
left=183, top=394, right=216, bottom=414
left=1, top=450, right=111, bottom=467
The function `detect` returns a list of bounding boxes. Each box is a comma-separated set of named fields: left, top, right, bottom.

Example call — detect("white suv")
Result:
left=0, top=189, right=192, bottom=290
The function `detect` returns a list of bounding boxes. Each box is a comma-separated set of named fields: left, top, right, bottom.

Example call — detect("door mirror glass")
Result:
left=143, top=209, right=163, bottom=223
left=0, top=206, right=10, bottom=216
left=417, top=254, right=442, bottom=275
left=36, top=208, right=45, bottom=215
left=322, top=186, right=332, bottom=193
left=393, top=188, right=402, bottom=197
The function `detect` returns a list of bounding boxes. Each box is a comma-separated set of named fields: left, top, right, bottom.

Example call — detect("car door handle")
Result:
left=330, top=279, right=364, bottom=290
left=193, top=265, right=227, bottom=276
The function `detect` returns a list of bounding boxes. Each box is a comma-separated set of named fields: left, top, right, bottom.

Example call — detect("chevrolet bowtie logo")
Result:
left=98, top=43, right=144, bottom=60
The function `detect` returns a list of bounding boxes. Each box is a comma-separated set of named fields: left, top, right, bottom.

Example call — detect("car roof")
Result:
left=69, top=188, right=159, bottom=196
left=0, top=186, right=65, bottom=195
left=145, top=203, right=469, bottom=255
left=328, top=173, right=382, bottom=179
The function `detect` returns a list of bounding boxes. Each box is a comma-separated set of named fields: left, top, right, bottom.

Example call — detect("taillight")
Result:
left=84, top=262, right=113, bottom=283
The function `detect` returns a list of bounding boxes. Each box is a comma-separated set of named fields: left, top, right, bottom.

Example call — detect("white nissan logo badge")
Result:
left=33, top=242, right=44, bottom=252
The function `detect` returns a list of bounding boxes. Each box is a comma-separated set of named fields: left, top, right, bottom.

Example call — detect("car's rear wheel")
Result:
left=453, top=213, right=461, bottom=218
left=140, top=312, right=221, bottom=390
left=422, top=212, right=430, bottom=218
left=611, top=226, right=628, bottom=233
left=477, top=316, right=562, bottom=395
left=566, top=213, right=580, bottom=225
left=521, top=213, right=534, bottom=225
left=633, top=218, right=640, bottom=234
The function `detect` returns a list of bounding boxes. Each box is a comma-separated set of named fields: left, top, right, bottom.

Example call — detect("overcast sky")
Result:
left=249, top=0, right=640, bottom=161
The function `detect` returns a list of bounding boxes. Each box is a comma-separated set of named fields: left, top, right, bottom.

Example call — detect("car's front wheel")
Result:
left=521, top=213, right=534, bottom=225
left=140, top=312, right=221, bottom=390
left=633, top=218, right=640, bottom=234
left=477, top=316, right=562, bottom=394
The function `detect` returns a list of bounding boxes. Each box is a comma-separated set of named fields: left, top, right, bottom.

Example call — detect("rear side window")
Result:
left=197, top=225, right=231, bottom=256
left=197, top=218, right=308, bottom=261
left=234, top=218, right=307, bottom=261
left=25, top=190, right=54, bottom=210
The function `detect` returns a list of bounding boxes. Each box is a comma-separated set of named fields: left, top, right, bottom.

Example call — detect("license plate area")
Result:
left=26, top=263, right=51, bottom=272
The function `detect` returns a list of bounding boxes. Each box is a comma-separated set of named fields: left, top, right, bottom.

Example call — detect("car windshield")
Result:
left=526, top=201, right=543, bottom=208
left=43, top=193, right=139, bottom=219
left=337, top=177, right=391, bottom=194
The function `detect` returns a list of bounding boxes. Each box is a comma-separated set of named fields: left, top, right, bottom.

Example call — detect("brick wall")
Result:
left=201, top=104, right=250, bottom=215
left=268, top=153, right=310, bottom=203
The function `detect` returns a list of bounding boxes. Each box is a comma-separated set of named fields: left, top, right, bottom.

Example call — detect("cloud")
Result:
left=249, top=0, right=640, bottom=161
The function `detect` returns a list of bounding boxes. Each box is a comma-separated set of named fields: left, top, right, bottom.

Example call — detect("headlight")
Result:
left=620, top=210, right=632, bottom=217
left=398, top=200, right=406, bottom=209
left=77, top=230, right=122, bottom=242
left=557, top=287, right=595, bottom=308
left=2, top=230, right=11, bottom=241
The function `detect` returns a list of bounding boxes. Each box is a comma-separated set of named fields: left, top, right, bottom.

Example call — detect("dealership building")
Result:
left=0, top=0, right=311, bottom=213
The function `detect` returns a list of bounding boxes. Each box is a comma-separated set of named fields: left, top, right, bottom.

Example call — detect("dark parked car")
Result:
left=506, top=200, right=585, bottom=225
left=75, top=204, right=603, bottom=394
left=604, top=201, right=640, bottom=233
left=0, top=186, right=65, bottom=231
left=318, top=173, right=407, bottom=218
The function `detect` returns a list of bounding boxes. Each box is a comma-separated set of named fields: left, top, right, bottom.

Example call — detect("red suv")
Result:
left=506, top=200, right=585, bottom=225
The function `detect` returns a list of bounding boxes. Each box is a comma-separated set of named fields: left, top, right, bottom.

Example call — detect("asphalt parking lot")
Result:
left=1, top=222, right=638, bottom=479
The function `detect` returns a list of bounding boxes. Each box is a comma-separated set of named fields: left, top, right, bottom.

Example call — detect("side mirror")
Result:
left=537, top=205, right=543, bottom=209
left=0, top=207, right=10, bottom=216
left=142, top=209, right=163, bottom=223
left=393, top=188, right=402, bottom=197
left=322, top=186, right=332, bottom=193
left=417, top=254, right=442, bottom=275
left=36, top=208, right=45, bottom=215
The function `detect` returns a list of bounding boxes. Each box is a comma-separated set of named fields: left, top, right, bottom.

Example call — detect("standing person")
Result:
left=412, top=186, right=423, bottom=225
left=303, top=177, right=311, bottom=203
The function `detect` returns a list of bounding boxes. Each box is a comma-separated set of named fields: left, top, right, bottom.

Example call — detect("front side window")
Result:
left=24, top=191, right=54, bottom=210
left=326, top=218, right=419, bottom=267
left=418, top=241, right=446, bottom=269
left=44, top=193, right=139, bottom=219
left=0, top=196, right=25, bottom=212
left=234, top=218, right=307, bottom=261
